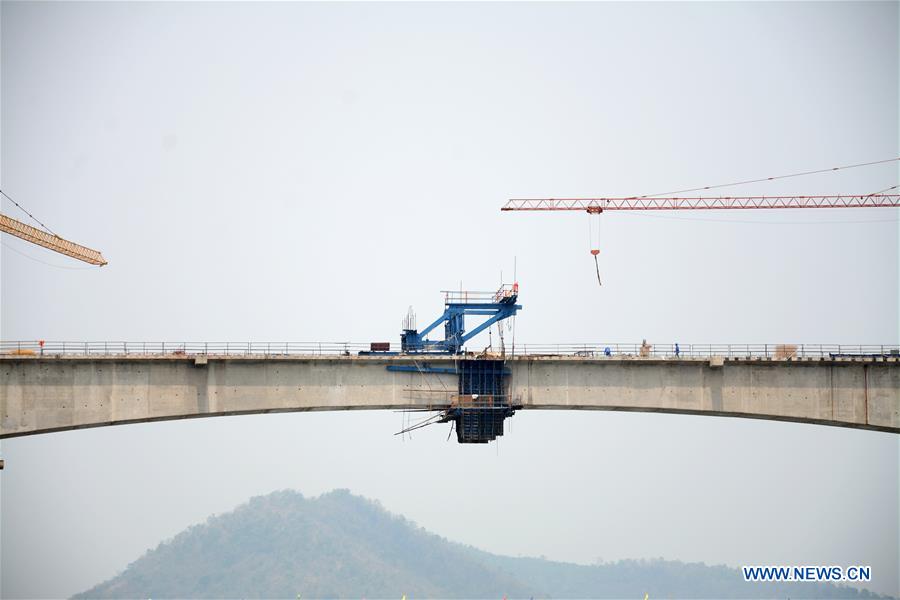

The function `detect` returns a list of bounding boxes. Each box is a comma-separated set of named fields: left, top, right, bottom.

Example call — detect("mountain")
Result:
left=74, top=489, right=891, bottom=599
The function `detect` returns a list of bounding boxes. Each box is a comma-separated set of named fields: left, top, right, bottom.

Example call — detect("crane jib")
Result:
left=0, top=213, right=107, bottom=265
left=501, top=195, right=900, bottom=211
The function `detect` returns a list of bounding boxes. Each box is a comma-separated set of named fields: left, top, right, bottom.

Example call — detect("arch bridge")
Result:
left=1, top=341, right=898, bottom=443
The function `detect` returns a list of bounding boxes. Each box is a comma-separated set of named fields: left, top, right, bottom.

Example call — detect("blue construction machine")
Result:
left=376, top=283, right=522, bottom=444
left=399, top=283, right=521, bottom=354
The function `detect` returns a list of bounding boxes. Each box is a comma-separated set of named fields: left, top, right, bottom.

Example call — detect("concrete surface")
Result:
left=1, top=355, right=898, bottom=438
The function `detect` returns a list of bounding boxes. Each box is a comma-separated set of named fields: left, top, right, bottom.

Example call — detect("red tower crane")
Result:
left=500, top=158, right=900, bottom=285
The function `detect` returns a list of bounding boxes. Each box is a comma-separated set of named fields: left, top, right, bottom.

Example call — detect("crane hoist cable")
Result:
left=588, top=207, right=602, bottom=286
left=0, top=189, right=58, bottom=235
left=629, top=156, right=900, bottom=199
left=867, top=184, right=899, bottom=196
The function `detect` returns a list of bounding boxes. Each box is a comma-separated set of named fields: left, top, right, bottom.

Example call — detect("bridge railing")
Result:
left=0, top=341, right=897, bottom=359
left=510, top=343, right=899, bottom=359
left=0, top=341, right=376, bottom=357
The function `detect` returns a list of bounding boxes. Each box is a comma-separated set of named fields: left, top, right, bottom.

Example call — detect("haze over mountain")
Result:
left=75, top=490, right=891, bottom=599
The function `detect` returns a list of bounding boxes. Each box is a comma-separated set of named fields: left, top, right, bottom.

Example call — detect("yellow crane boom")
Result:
left=0, top=212, right=107, bottom=266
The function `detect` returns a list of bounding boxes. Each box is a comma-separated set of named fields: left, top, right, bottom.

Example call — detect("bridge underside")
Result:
left=1, top=355, right=898, bottom=439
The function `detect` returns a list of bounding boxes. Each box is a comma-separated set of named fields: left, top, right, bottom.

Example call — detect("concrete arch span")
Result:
left=1, top=355, right=898, bottom=439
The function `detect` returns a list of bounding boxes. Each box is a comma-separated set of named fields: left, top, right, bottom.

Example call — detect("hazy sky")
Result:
left=1, top=1, right=898, bottom=598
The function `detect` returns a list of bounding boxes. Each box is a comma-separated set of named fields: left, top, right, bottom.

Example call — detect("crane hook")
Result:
left=591, top=250, right=602, bottom=286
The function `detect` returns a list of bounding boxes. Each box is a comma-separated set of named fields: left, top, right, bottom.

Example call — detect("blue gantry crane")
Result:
left=400, top=283, right=521, bottom=354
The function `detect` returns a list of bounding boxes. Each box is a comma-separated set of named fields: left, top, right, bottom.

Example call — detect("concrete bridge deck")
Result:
left=2, top=351, right=898, bottom=438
